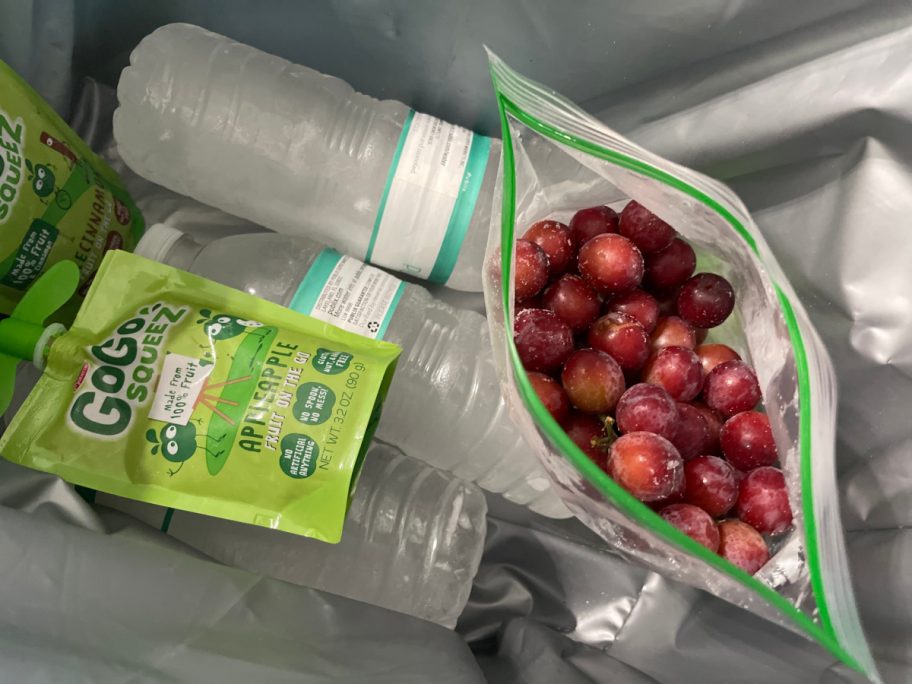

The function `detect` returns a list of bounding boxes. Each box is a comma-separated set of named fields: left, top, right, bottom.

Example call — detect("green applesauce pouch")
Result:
left=0, top=60, right=144, bottom=319
left=0, top=251, right=401, bottom=542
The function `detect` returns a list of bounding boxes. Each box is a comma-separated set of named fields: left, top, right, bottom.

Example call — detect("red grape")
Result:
left=514, top=239, right=550, bottom=302
left=703, top=360, right=761, bottom=418
left=564, top=412, right=610, bottom=467
left=603, top=288, right=659, bottom=333
left=514, top=308, right=574, bottom=373
left=644, top=237, right=696, bottom=292
left=649, top=315, right=696, bottom=353
left=648, top=473, right=686, bottom=510
left=569, top=205, right=618, bottom=247
left=720, top=411, right=778, bottom=470
left=695, top=328, right=709, bottom=345
left=737, top=467, right=793, bottom=535
left=689, top=401, right=723, bottom=455
left=578, top=233, right=644, bottom=296
left=677, top=273, right=735, bottom=328
left=608, top=432, right=684, bottom=503
left=643, top=346, right=704, bottom=402
left=683, top=455, right=738, bottom=517
left=615, top=383, right=679, bottom=440
left=587, top=312, right=650, bottom=372
left=542, top=274, right=601, bottom=332
left=515, top=294, right=543, bottom=314
left=619, top=200, right=676, bottom=254
left=695, top=343, right=741, bottom=376
left=660, top=503, right=720, bottom=551
left=523, top=220, right=573, bottom=276
left=528, top=372, right=571, bottom=424
left=561, top=349, right=626, bottom=414
left=657, top=296, right=679, bottom=317
left=671, top=402, right=710, bottom=460
left=718, top=519, right=769, bottom=575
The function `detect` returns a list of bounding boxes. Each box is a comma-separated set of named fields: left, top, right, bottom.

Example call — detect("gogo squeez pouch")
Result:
left=0, top=251, right=401, bottom=542
left=0, top=60, right=143, bottom=319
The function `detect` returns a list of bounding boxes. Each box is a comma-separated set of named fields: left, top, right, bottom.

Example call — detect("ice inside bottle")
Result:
left=96, top=442, right=487, bottom=628
left=114, top=22, right=497, bottom=291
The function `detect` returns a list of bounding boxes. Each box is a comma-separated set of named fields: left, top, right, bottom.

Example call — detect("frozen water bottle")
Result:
left=114, top=23, right=496, bottom=291
left=96, top=442, right=487, bottom=628
left=136, top=224, right=570, bottom=518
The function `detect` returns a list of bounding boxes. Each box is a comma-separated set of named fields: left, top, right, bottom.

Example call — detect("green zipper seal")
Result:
left=494, top=91, right=861, bottom=673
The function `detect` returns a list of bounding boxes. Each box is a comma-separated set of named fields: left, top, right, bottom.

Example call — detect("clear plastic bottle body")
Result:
left=165, top=232, right=569, bottom=517
left=97, top=443, right=487, bottom=628
left=114, top=22, right=493, bottom=291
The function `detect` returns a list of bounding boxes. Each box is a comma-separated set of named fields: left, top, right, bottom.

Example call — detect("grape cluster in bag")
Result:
left=483, top=51, right=880, bottom=682
left=512, top=201, right=792, bottom=574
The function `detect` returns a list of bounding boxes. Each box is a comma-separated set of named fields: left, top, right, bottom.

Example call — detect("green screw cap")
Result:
left=0, top=261, right=80, bottom=413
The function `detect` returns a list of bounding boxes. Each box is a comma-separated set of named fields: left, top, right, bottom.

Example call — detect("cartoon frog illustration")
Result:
left=25, top=160, right=55, bottom=198
left=197, top=310, right=264, bottom=341
left=25, top=159, right=72, bottom=209
left=145, top=420, right=226, bottom=476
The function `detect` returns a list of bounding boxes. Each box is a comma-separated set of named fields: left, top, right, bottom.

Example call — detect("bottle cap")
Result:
left=135, top=223, right=185, bottom=263
left=0, top=261, right=80, bottom=413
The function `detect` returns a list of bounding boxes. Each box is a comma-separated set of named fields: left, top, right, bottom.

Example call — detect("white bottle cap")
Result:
left=135, top=223, right=186, bottom=263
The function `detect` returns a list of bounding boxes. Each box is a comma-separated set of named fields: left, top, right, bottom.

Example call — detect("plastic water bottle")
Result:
left=95, top=442, right=487, bottom=628
left=114, top=22, right=496, bottom=292
left=136, top=224, right=570, bottom=518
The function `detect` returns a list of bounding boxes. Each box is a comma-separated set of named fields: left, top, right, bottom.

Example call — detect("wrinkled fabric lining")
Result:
left=1, top=2, right=909, bottom=681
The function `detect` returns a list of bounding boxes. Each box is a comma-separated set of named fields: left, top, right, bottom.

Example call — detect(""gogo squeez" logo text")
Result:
left=0, top=107, right=25, bottom=223
left=68, top=301, right=189, bottom=438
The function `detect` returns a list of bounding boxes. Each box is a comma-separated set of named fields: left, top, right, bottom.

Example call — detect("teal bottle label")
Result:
left=290, top=248, right=405, bottom=340
left=366, top=110, right=491, bottom=284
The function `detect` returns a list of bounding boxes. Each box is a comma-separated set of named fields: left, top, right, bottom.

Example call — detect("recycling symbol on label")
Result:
left=367, top=321, right=380, bottom=333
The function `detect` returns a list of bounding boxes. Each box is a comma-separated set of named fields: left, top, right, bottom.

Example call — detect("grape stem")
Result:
left=591, top=415, right=619, bottom=451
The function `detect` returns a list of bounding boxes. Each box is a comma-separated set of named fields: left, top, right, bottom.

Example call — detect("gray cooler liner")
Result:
left=2, top=1, right=911, bottom=681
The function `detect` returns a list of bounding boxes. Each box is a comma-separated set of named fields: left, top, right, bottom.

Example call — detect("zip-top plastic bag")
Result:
left=483, top=52, right=879, bottom=682
left=0, top=251, right=400, bottom=542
